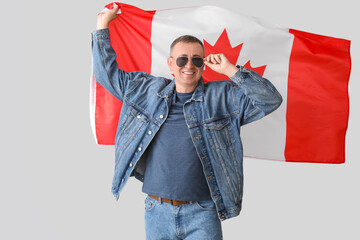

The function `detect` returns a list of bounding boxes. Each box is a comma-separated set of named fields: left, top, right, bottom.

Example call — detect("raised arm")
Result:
left=204, top=53, right=282, bottom=125
left=92, top=3, right=146, bottom=101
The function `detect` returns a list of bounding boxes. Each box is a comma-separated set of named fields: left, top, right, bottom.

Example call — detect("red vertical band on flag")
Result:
left=285, top=29, right=351, bottom=163
left=94, top=3, right=155, bottom=144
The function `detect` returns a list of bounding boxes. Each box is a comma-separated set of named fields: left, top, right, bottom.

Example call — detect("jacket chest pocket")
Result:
left=117, top=106, right=149, bottom=145
left=204, top=118, right=235, bottom=149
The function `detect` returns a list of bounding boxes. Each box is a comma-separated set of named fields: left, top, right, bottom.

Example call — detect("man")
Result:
left=93, top=4, right=282, bottom=240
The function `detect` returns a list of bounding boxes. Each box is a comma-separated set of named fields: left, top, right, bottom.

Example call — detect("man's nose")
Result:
left=185, top=58, right=194, bottom=68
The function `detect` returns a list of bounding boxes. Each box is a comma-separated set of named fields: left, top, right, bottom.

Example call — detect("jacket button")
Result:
left=160, top=114, right=164, bottom=119
left=138, top=147, right=142, bottom=151
left=129, top=163, right=133, bottom=167
left=148, top=131, right=152, bottom=135
left=121, top=178, right=125, bottom=183
left=137, top=114, right=141, bottom=119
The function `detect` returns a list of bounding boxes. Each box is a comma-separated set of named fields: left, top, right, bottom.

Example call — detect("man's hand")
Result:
left=97, top=3, right=120, bottom=30
left=204, top=54, right=238, bottom=78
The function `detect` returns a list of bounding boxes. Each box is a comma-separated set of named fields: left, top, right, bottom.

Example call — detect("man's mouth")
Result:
left=182, top=71, right=195, bottom=75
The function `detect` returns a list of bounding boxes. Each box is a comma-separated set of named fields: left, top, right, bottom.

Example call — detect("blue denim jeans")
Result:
left=144, top=195, right=223, bottom=240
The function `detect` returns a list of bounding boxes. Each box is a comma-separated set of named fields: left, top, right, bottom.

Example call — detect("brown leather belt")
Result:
left=148, top=194, right=189, bottom=206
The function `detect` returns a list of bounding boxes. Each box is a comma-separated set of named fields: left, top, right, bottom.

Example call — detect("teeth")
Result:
left=183, top=72, right=194, bottom=75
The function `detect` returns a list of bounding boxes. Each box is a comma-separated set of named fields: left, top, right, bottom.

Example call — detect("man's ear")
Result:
left=167, top=57, right=174, bottom=72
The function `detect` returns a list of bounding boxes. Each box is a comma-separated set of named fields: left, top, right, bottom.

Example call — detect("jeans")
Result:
left=144, top=195, right=223, bottom=240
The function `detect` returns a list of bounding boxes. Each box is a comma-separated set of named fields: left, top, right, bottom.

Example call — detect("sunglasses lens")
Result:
left=192, top=57, right=204, bottom=68
left=176, top=57, right=188, bottom=67
left=175, top=57, right=204, bottom=68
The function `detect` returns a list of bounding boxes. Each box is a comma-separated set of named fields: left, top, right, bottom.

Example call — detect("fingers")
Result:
left=204, top=54, right=226, bottom=64
left=98, top=3, right=120, bottom=17
left=111, top=3, right=120, bottom=13
left=210, top=54, right=220, bottom=64
left=108, top=3, right=120, bottom=18
left=97, top=3, right=121, bottom=29
left=204, top=53, right=235, bottom=76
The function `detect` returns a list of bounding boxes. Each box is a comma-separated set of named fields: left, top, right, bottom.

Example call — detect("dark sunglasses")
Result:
left=173, top=56, right=204, bottom=68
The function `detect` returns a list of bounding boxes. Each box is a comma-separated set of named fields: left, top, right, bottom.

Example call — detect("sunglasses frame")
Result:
left=171, top=56, right=204, bottom=68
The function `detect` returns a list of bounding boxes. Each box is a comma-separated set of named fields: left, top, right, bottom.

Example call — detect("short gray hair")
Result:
left=170, top=35, right=204, bottom=55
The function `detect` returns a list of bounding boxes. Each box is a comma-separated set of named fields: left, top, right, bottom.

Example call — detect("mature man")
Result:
left=93, top=4, right=282, bottom=240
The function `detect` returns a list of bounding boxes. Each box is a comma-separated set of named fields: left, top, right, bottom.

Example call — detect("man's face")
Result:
left=167, top=42, right=204, bottom=92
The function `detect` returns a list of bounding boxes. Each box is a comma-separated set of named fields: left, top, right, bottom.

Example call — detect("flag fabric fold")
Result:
left=90, top=2, right=351, bottom=163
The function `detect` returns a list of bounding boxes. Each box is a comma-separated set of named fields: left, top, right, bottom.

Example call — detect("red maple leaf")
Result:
left=244, top=61, right=266, bottom=77
left=203, top=29, right=266, bottom=83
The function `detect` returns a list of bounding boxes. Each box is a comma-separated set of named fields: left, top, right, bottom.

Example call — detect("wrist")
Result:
left=97, top=24, right=109, bottom=30
left=225, top=65, right=239, bottom=78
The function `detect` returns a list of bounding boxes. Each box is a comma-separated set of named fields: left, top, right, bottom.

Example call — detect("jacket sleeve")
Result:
left=91, top=28, right=146, bottom=101
left=230, top=65, right=283, bottom=126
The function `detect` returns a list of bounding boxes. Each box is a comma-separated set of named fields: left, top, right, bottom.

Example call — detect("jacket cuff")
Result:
left=229, top=66, right=246, bottom=85
left=91, top=28, right=110, bottom=40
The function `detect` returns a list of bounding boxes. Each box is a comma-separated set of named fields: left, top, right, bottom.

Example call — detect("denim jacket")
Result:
left=92, top=29, right=282, bottom=221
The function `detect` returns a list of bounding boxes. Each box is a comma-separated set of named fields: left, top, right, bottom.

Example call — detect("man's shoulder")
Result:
left=204, top=79, right=237, bottom=89
left=132, top=71, right=170, bottom=83
left=202, top=80, right=238, bottom=100
left=133, top=71, right=172, bottom=91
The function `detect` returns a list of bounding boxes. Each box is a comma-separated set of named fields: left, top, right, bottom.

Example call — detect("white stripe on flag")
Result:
left=89, top=57, right=97, bottom=144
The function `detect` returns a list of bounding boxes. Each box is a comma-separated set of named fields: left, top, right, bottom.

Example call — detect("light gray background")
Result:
left=2, top=0, right=359, bottom=239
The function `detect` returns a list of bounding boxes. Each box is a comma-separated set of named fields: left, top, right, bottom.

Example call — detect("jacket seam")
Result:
left=122, top=96, right=162, bottom=127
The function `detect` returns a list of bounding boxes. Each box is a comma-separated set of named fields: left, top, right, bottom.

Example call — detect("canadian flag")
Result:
left=90, top=2, right=351, bottom=164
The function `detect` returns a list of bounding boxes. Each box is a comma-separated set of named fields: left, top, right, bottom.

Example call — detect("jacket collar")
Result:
left=190, top=77, right=204, bottom=102
left=157, top=77, right=204, bottom=102
left=157, top=79, right=176, bottom=99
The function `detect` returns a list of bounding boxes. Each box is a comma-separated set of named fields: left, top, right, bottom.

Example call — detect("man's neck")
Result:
left=174, top=78, right=200, bottom=93
left=175, top=85, right=197, bottom=93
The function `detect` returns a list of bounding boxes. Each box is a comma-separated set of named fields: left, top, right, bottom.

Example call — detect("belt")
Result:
left=148, top=194, right=189, bottom=206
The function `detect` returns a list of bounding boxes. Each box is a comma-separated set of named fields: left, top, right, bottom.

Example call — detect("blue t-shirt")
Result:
left=142, top=90, right=212, bottom=201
